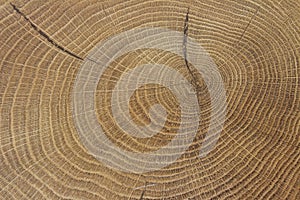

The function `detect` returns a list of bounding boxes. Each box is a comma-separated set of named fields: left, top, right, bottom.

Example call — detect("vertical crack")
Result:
left=236, top=7, right=260, bottom=45
left=183, top=8, right=200, bottom=93
left=139, top=181, right=147, bottom=200
left=10, top=3, right=83, bottom=61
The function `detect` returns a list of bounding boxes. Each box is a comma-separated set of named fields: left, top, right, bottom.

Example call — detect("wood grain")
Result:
left=0, top=0, right=299, bottom=199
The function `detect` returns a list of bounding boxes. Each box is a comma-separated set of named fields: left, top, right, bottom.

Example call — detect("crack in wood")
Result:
left=139, top=181, right=147, bottom=200
left=10, top=3, right=83, bottom=61
left=236, top=7, right=260, bottom=45
left=183, top=8, right=200, bottom=93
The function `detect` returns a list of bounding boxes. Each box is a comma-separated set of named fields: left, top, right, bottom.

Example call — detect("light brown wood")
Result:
left=0, top=0, right=299, bottom=199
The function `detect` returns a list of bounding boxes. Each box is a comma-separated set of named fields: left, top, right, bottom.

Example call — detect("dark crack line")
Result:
left=10, top=3, right=83, bottom=61
left=183, top=8, right=191, bottom=73
left=183, top=8, right=200, bottom=93
left=139, top=181, right=147, bottom=200
left=236, top=7, right=260, bottom=46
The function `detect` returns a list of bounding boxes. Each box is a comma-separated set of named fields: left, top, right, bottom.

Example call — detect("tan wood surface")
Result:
left=0, top=0, right=299, bottom=199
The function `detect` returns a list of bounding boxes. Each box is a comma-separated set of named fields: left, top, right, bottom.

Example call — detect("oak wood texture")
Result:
left=0, top=0, right=299, bottom=199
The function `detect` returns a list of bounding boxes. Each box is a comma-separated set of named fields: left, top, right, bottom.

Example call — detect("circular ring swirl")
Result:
left=72, top=27, right=227, bottom=173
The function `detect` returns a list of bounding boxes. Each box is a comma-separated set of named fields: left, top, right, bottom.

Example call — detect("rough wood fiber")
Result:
left=0, top=0, right=299, bottom=199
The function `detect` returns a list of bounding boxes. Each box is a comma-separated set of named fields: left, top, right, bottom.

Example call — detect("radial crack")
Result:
left=139, top=181, right=147, bottom=200
left=236, top=7, right=260, bottom=45
left=183, top=8, right=200, bottom=93
left=10, top=3, right=83, bottom=61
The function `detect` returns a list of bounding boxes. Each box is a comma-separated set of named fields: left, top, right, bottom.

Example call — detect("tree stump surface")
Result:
left=0, top=0, right=299, bottom=199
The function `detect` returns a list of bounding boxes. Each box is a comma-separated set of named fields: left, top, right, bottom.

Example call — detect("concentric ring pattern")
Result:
left=0, top=0, right=299, bottom=199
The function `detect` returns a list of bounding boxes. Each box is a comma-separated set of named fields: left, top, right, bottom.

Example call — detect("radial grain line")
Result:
left=236, top=7, right=260, bottom=45
left=217, top=6, right=260, bottom=69
left=10, top=3, right=83, bottom=61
